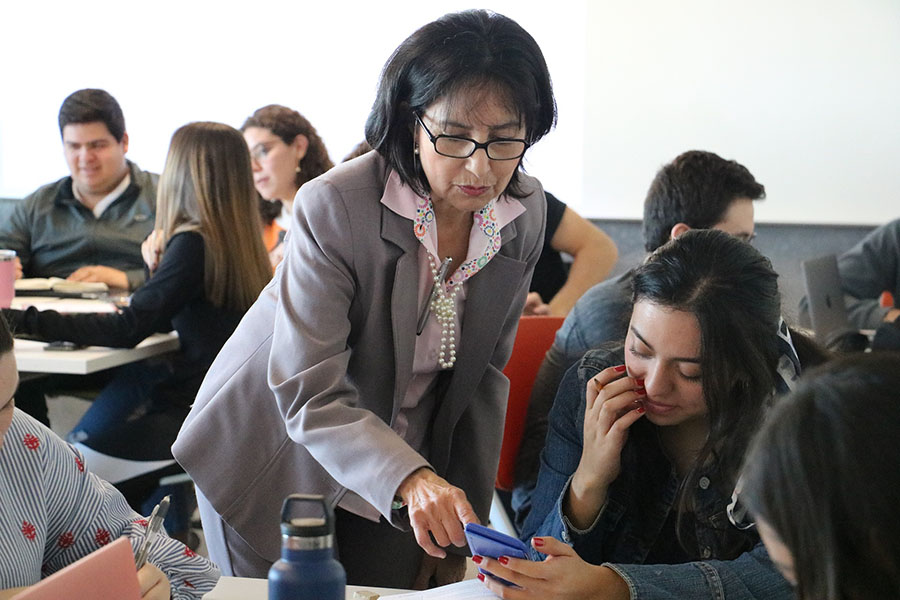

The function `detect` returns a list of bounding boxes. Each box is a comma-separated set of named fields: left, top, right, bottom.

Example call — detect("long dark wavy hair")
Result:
left=742, top=353, right=900, bottom=600
left=631, top=229, right=824, bottom=545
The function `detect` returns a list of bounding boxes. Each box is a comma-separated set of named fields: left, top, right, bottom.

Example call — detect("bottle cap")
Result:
left=280, top=494, right=334, bottom=538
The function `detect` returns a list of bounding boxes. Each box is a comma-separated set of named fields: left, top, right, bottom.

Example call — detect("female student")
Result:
left=0, top=316, right=219, bottom=599
left=174, top=9, right=555, bottom=588
left=3, top=122, right=271, bottom=535
left=241, top=104, right=334, bottom=265
left=478, top=230, right=825, bottom=599
left=741, top=352, right=900, bottom=600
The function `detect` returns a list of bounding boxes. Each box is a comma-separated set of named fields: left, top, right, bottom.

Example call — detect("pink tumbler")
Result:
left=0, top=250, right=16, bottom=309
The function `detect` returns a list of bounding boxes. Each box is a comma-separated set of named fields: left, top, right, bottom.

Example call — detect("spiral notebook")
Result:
left=15, top=537, right=142, bottom=599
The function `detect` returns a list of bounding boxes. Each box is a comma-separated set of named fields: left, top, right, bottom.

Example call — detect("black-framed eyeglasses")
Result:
left=414, top=113, right=528, bottom=161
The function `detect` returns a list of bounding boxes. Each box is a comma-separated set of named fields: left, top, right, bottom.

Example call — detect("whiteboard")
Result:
left=0, top=0, right=897, bottom=225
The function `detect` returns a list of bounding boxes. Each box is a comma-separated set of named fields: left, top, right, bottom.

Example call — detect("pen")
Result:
left=416, top=256, right=453, bottom=335
left=134, top=495, right=170, bottom=570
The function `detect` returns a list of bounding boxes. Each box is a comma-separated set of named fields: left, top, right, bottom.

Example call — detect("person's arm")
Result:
left=605, top=542, right=793, bottom=600
left=30, top=417, right=219, bottom=599
left=839, top=219, right=900, bottom=329
left=268, top=177, right=437, bottom=523
left=544, top=207, right=617, bottom=316
left=3, top=232, right=202, bottom=347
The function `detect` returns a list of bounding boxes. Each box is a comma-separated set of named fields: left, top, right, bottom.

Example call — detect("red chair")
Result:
left=496, top=315, right=565, bottom=492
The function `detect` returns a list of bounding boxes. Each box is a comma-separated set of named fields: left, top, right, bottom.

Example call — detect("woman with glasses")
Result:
left=741, top=352, right=900, bottom=600
left=174, top=9, right=555, bottom=589
left=241, top=105, right=334, bottom=264
left=476, top=230, right=826, bottom=599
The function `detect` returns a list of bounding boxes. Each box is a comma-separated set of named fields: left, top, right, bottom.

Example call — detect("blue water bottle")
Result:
left=268, top=494, right=346, bottom=600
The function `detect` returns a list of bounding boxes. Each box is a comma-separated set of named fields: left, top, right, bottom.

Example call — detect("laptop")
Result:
left=15, top=537, right=142, bottom=600
left=801, top=254, right=855, bottom=346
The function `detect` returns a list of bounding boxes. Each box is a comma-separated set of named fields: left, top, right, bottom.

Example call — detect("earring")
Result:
left=413, top=144, right=419, bottom=155
left=295, top=165, right=302, bottom=173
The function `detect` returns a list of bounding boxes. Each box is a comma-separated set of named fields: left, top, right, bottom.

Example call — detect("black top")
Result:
left=530, top=191, right=568, bottom=302
left=6, top=232, right=244, bottom=406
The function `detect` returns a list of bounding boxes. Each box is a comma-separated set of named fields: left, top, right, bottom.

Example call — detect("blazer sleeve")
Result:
left=267, top=178, right=429, bottom=519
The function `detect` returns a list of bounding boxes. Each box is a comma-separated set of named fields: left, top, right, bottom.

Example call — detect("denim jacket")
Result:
left=518, top=345, right=792, bottom=600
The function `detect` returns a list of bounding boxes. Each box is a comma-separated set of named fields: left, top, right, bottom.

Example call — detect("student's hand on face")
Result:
left=572, top=365, right=645, bottom=498
left=522, top=292, right=550, bottom=316
left=137, top=563, right=171, bottom=600
left=476, top=536, right=629, bottom=600
left=67, top=265, right=128, bottom=289
left=13, top=257, right=22, bottom=280
left=141, top=229, right=164, bottom=273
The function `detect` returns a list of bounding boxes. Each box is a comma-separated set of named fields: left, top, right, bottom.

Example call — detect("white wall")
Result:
left=0, top=0, right=897, bottom=225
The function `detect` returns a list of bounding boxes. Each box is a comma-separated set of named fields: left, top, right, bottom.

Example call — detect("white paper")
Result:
left=386, top=579, right=500, bottom=599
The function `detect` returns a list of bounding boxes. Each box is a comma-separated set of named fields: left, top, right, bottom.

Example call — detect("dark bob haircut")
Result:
left=741, top=352, right=900, bottom=600
left=58, top=89, right=126, bottom=142
left=364, top=9, right=556, bottom=198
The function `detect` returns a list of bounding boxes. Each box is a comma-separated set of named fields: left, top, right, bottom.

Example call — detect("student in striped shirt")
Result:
left=0, top=316, right=219, bottom=599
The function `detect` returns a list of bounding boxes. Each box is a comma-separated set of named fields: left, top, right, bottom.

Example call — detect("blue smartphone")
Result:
left=464, top=522, right=530, bottom=586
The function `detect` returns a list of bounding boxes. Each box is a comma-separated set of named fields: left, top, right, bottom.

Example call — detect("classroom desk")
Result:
left=14, top=333, right=180, bottom=374
left=203, top=576, right=407, bottom=599
left=10, top=295, right=181, bottom=375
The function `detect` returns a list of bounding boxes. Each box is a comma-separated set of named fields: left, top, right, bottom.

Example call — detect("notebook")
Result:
left=15, top=536, right=142, bottom=600
left=801, top=254, right=854, bottom=345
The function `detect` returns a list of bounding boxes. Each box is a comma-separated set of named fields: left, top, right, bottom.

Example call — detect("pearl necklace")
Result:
left=428, top=253, right=459, bottom=368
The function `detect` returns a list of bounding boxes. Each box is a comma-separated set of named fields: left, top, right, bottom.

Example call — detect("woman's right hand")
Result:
left=396, top=467, right=479, bottom=558
left=141, top=230, right=164, bottom=273
left=567, top=364, right=645, bottom=529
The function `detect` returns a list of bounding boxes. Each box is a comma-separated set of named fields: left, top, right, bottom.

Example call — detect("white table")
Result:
left=14, top=333, right=180, bottom=374
left=203, top=576, right=407, bottom=599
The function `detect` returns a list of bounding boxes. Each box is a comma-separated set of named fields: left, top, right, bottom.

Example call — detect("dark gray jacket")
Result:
left=0, top=161, right=157, bottom=290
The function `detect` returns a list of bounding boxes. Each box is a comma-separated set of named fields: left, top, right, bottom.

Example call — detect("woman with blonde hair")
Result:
left=3, top=121, right=271, bottom=540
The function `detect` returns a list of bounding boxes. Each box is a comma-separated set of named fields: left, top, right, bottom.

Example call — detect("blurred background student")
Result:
left=741, top=352, right=900, bottom=600
left=3, top=121, right=271, bottom=542
left=0, top=315, right=219, bottom=600
left=241, top=104, right=334, bottom=266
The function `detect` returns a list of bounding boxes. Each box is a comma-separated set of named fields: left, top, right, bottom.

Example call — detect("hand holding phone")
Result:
left=464, top=522, right=530, bottom=586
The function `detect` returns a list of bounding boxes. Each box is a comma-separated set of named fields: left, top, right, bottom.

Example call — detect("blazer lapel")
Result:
left=382, top=206, right=419, bottom=423
left=429, top=219, right=525, bottom=474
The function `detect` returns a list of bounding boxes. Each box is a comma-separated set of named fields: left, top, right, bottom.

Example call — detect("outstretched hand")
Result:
left=397, top=467, right=479, bottom=558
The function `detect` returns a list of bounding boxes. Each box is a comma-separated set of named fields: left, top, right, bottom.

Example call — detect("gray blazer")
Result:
left=172, top=152, right=546, bottom=562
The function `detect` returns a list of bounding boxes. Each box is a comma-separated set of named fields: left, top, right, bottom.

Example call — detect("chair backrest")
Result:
left=496, top=315, right=564, bottom=491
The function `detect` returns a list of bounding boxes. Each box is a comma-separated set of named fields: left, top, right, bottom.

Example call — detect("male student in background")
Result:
left=512, top=149, right=765, bottom=524
left=0, top=88, right=157, bottom=291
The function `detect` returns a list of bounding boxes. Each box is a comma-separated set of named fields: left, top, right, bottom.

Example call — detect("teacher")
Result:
left=172, top=9, right=556, bottom=589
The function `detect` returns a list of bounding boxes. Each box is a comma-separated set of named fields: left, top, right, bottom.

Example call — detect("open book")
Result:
left=15, top=277, right=109, bottom=294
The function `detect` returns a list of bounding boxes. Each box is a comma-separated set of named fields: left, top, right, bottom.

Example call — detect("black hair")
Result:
left=742, top=352, right=900, bottom=600
left=632, top=229, right=781, bottom=548
left=364, top=9, right=556, bottom=198
left=0, top=314, right=12, bottom=354
left=58, top=89, right=126, bottom=142
left=642, top=150, right=765, bottom=252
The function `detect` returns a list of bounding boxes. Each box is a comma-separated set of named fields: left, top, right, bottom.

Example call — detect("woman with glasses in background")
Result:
left=241, top=105, right=334, bottom=265
left=174, top=9, right=556, bottom=590
left=477, top=230, right=826, bottom=599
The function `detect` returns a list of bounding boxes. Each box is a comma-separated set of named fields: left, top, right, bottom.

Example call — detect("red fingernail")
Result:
left=472, top=555, right=483, bottom=564
left=614, top=365, right=627, bottom=372
left=637, top=407, right=645, bottom=414
left=477, top=573, right=485, bottom=582
left=499, top=556, right=509, bottom=565
left=635, top=388, right=646, bottom=396
left=636, top=378, right=645, bottom=386
left=533, top=537, right=545, bottom=547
